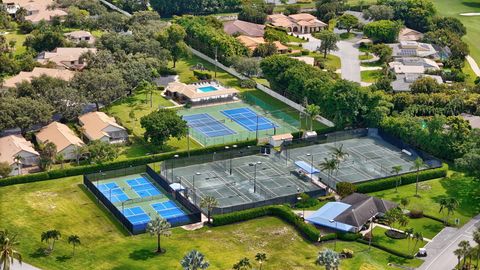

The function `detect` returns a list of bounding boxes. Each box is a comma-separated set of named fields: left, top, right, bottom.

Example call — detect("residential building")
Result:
left=236, top=35, right=289, bottom=53
left=389, top=57, right=441, bottom=73
left=7, top=0, right=66, bottom=23
left=460, top=113, right=480, bottom=129
left=3, top=2, right=20, bottom=15
left=267, top=13, right=327, bottom=33
left=391, top=73, right=443, bottom=92
left=78, top=112, right=128, bottom=143
left=398, top=27, right=424, bottom=42
left=64, top=31, right=95, bottom=45
left=36, top=47, right=97, bottom=70
left=305, top=193, right=397, bottom=232
left=223, top=20, right=265, bottom=37
left=36, top=122, right=85, bottom=160
left=164, top=81, right=239, bottom=106
left=2, top=67, right=75, bottom=89
left=0, top=134, right=39, bottom=176
left=390, top=41, right=437, bottom=58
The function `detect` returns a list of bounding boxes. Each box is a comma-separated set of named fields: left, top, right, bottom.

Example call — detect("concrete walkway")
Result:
left=418, top=214, right=480, bottom=270
left=11, top=260, right=40, bottom=270
left=466, top=55, right=480, bottom=77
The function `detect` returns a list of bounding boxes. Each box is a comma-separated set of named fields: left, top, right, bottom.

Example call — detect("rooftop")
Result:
left=0, top=134, right=39, bottom=165
left=223, top=20, right=265, bottom=37
left=79, top=112, right=126, bottom=141
left=36, top=122, right=84, bottom=152
left=2, top=67, right=75, bottom=88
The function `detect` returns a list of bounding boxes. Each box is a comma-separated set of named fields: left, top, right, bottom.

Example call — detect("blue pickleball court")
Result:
left=221, top=107, right=277, bottom=131
left=183, top=113, right=237, bottom=137
left=126, top=177, right=162, bottom=198
left=97, top=182, right=130, bottom=203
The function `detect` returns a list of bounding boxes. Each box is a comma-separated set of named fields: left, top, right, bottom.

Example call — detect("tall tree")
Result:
left=438, top=197, right=459, bottom=225
left=316, top=249, right=340, bottom=270
left=363, top=20, right=402, bottom=43
left=391, top=165, right=402, bottom=192
left=85, top=141, right=118, bottom=164
left=67, top=235, right=81, bottom=256
left=0, top=230, right=22, bottom=270
left=233, top=257, right=252, bottom=270
left=411, top=232, right=423, bottom=256
left=159, top=24, right=189, bottom=68
left=180, top=250, right=210, bottom=270
left=363, top=5, right=394, bottom=21
left=410, top=157, right=426, bottom=196
left=0, top=162, right=11, bottom=178
left=199, top=196, right=218, bottom=224
left=336, top=14, right=358, bottom=33
left=314, top=30, right=339, bottom=59
left=254, top=253, right=267, bottom=270
left=141, top=109, right=188, bottom=146
left=38, top=142, right=57, bottom=171
left=41, top=230, right=61, bottom=252
left=319, top=157, right=338, bottom=184
left=305, top=104, right=321, bottom=131
left=146, top=217, right=171, bottom=254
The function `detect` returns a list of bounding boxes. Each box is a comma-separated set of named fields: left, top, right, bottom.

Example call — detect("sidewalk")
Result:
left=466, top=55, right=480, bottom=77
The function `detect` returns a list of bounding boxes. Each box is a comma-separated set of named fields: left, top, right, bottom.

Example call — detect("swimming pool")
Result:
left=197, top=86, right=218, bottom=93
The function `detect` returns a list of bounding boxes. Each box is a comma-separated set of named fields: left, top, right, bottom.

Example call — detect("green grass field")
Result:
left=401, top=217, right=444, bottom=240
left=432, top=0, right=480, bottom=64
left=0, top=176, right=423, bottom=270
left=361, top=70, right=382, bottom=83
left=371, top=227, right=427, bottom=256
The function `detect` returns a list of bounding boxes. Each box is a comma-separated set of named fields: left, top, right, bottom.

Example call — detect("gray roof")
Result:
left=334, top=193, right=397, bottom=228
left=391, top=74, right=443, bottom=92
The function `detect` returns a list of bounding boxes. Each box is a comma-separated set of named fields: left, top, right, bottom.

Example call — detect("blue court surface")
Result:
left=221, top=107, right=277, bottom=131
left=123, top=206, right=151, bottom=225
left=183, top=113, right=236, bottom=137
left=126, top=177, right=161, bottom=198
left=151, top=201, right=187, bottom=219
left=97, top=182, right=129, bottom=203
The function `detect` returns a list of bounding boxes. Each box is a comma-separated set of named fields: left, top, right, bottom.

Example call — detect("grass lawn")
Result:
left=432, top=0, right=480, bottom=64
left=462, top=60, right=478, bottom=85
left=361, top=61, right=382, bottom=67
left=359, top=54, right=374, bottom=61
left=254, top=77, right=271, bottom=87
left=371, top=227, right=427, bottom=256
left=306, top=52, right=342, bottom=70
left=370, top=174, right=480, bottom=226
left=391, top=217, right=444, bottom=240
left=339, top=32, right=355, bottom=40
left=361, top=70, right=382, bottom=83
left=0, top=176, right=423, bottom=270
left=3, top=30, right=27, bottom=55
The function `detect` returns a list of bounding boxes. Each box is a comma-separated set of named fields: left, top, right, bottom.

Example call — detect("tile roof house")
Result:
left=164, top=81, right=239, bottom=106
left=267, top=13, right=327, bottom=34
left=64, top=31, right=95, bottom=45
left=78, top=112, right=128, bottom=143
left=390, top=41, right=437, bottom=58
left=36, top=47, right=97, bottom=70
left=398, top=27, right=424, bottom=42
left=0, top=134, right=39, bottom=176
left=2, top=67, right=75, bottom=89
left=391, top=73, right=443, bottom=92
left=236, top=35, right=288, bottom=53
left=223, top=20, right=265, bottom=37
left=36, top=122, right=85, bottom=160
left=305, top=193, right=397, bottom=232
left=8, top=0, right=66, bottom=23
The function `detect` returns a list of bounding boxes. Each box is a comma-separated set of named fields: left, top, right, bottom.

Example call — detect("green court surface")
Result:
left=177, top=100, right=300, bottom=146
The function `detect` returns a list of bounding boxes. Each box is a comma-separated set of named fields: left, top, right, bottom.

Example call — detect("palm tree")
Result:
left=305, top=104, right=320, bottom=131
left=473, top=228, right=480, bottom=269
left=255, top=253, right=267, bottom=270
left=180, top=250, right=210, bottom=270
left=0, top=230, right=22, bottom=270
left=411, top=232, right=423, bottom=256
left=13, top=155, right=24, bottom=176
left=67, top=235, right=81, bottom=256
left=400, top=197, right=409, bottom=211
left=316, top=249, right=340, bottom=270
left=146, top=217, right=171, bottom=254
left=56, top=153, right=65, bottom=170
left=458, top=240, right=471, bottom=269
left=73, top=145, right=87, bottom=165
left=391, top=165, right=402, bottom=192
left=319, top=158, right=338, bottom=185
left=41, top=230, right=61, bottom=252
left=332, top=144, right=349, bottom=162
left=439, top=197, right=459, bottom=225
left=410, top=157, right=426, bottom=196
left=454, top=248, right=463, bottom=269
left=200, top=196, right=218, bottom=224
left=233, top=257, right=251, bottom=270
left=404, top=228, right=414, bottom=255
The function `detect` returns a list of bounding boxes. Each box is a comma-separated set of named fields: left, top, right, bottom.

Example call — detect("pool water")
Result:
left=197, top=86, right=218, bottom=93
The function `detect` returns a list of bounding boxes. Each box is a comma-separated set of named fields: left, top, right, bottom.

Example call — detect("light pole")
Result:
left=171, top=154, right=179, bottom=182
left=249, top=161, right=262, bottom=193
left=192, top=172, right=201, bottom=205
left=297, top=195, right=305, bottom=220
left=306, top=153, right=314, bottom=179
left=329, top=219, right=338, bottom=251
left=225, top=146, right=229, bottom=173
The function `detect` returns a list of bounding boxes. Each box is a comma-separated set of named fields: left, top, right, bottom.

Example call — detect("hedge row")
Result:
left=355, top=163, right=448, bottom=193
left=357, top=239, right=414, bottom=259
left=423, top=213, right=452, bottom=227
left=0, top=140, right=257, bottom=186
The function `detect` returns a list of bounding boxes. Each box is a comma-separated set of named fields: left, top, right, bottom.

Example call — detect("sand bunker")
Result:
left=460, top=13, right=480, bottom=16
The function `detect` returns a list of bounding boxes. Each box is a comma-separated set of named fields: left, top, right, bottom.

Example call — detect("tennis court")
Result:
left=151, top=201, right=187, bottom=219
left=123, top=206, right=151, bottom=225
left=126, top=177, right=162, bottom=197
left=221, top=107, right=277, bottom=131
left=97, top=182, right=129, bottom=203
left=183, top=113, right=236, bottom=137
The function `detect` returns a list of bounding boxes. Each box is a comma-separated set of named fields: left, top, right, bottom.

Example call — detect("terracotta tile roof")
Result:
left=2, top=67, right=75, bottom=88
left=0, top=134, right=39, bottom=165
left=10, top=0, right=66, bottom=23
left=78, top=112, right=125, bottom=141
left=236, top=35, right=288, bottom=51
left=223, top=20, right=265, bottom=37
left=165, top=81, right=239, bottom=100
left=37, top=47, right=97, bottom=69
left=36, top=122, right=84, bottom=152
left=288, top=13, right=316, bottom=21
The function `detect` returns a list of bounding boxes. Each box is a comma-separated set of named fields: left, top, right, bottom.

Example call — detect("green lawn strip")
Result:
left=462, top=60, right=478, bottom=85
left=369, top=174, right=480, bottom=226
left=399, top=217, right=444, bottom=240
left=0, top=175, right=423, bottom=270
left=361, top=61, right=382, bottom=67
left=339, top=32, right=355, bottom=40
left=254, top=77, right=271, bottom=87
left=361, top=70, right=382, bottom=83
left=3, top=30, right=27, bottom=55
left=359, top=54, right=374, bottom=61
left=371, top=226, right=427, bottom=256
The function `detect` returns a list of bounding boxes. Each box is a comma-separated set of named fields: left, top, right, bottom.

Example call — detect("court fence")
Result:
left=84, top=165, right=202, bottom=235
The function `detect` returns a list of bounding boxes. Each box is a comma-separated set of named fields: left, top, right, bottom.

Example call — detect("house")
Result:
left=3, top=2, right=20, bottom=15
left=267, top=13, right=327, bottom=33
left=236, top=35, right=289, bottom=53
left=78, top=112, right=128, bottom=144
left=390, top=41, right=437, bottom=58
left=2, top=67, right=75, bottom=89
left=389, top=57, right=441, bottom=73
left=8, top=0, right=66, bottom=23
left=398, top=27, right=424, bottom=42
left=223, top=20, right=265, bottom=37
left=305, top=193, right=397, bottom=233
left=64, top=31, right=95, bottom=45
left=391, top=73, right=443, bottom=92
left=460, top=113, right=480, bottom=129
left=36, top=47, right=97, bottom=70
left=164, top=81, right=239, bottom=106
left=0, top=134, right=39, bottom=176
left=36, top=122, right=85, bottom=160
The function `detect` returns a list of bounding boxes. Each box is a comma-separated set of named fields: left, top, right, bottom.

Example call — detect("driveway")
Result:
left=418, top=214, right=480, bottom=270
left=299, top=33, right=362, bottom=83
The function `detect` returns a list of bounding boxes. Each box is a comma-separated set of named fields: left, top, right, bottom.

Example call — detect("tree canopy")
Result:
left=140, top=109, right=188, bottom=146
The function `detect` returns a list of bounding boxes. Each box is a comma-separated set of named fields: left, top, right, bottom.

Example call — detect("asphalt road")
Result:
left=418, top=214, right=480, bottom=270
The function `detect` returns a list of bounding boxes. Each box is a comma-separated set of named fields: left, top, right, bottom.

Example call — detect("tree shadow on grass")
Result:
left=440, top=176, right=480, bottom=217
left=128, top=248, right=157, bottom=261
left=55, top=255, right=72, bottom=262
left=387, top=255, right=411, bottom=265
left=462, top=1, right=480, bottom=9
left=30, top=248, right=49, bottom=258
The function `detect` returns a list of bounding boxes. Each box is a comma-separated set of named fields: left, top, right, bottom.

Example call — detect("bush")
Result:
left=341, top=248, right=354, bottom=258
left=385, top=230, right=407, bottom=239
left=319, top=233, right=336, bottom=242
left=355, top=163, right=448, bottom=193
left=240, top=79, right=256, bottom=88
left=357, top=239, right=413, bottom=259
left=301, top=49, right=309, bottom=56
left=193, top=70, right=212, bottom=80
left=409, top=208, right=424, bottom=218
left=338, top=232, right=361, bottom=241
left=336, top=182, right=357, bottom=198
left=294, top=193, right=318, bottom=208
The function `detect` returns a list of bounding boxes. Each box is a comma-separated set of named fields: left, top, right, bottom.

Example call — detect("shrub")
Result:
left=319, top=233, right=336, bottom=242
left=341, top=248, right=354, bottom=258
left=385, top=230, right=407, bottom=239
left=338, top=232, right=361, bottom=241
left=294, top=193, right=318, bottom=208
left=240, top=79, right=256, bottom=88
left=409, top=207, right=424, bottom=218
left=336, top=182, right=357, bottom=198
left=193, top=70, right=212, bottom=80
left=301, top=49, right=309, bottom=56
